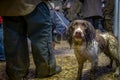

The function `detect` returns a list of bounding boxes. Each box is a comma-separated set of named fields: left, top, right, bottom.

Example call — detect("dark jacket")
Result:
left=103, top=0, right=114, bottom=19
left=0, top=0, right=43, bottom=16
left=80, top=0, right=103, bottom=18
left=64, top=0, right=82, bottom=21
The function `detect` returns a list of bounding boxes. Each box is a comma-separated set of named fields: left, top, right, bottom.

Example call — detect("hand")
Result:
left=66, top=2, right=71, bottom=9
left=55, top=6, right=60, bottom=10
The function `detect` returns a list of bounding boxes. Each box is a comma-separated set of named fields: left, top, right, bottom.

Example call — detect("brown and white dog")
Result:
left=66, top=20, right=120, bottom=80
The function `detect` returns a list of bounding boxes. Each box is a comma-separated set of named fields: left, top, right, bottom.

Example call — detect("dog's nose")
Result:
left=76, top=31, right=81, bottom=35
left=74, top=31, right=82, bottom=38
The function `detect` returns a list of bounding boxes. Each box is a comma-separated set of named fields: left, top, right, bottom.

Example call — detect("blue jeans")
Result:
left=0, top=24, right=5, bottom=60
left=3, top=2, right=57, bottom=80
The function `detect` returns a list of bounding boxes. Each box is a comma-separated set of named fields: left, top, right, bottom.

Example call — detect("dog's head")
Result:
left=67, top=20, right=96, bottom=46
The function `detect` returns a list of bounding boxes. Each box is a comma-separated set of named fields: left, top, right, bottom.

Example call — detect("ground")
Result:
left=0, top=41, right=120, bottom=80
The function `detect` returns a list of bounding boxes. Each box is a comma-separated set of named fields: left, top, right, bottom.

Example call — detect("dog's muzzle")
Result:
left=74, top=31, right=83, bottom=39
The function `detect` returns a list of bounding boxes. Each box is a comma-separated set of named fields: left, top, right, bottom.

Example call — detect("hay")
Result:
left=0, top=41, right=119, bottom=80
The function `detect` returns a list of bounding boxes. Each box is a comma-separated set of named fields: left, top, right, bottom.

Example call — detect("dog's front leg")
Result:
left=114, top=67, right=120, bottom=77
left=114, top=61, right=120, bottom=77
left=76, top=61, right=84, bottom=80
left=74, top=51, right=85, bottom=80
left=89, top=59, right=98, bottom=80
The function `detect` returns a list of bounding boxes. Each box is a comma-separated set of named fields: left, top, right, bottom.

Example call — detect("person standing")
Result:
left=0, top=0, right=61, bottom=80
left=0, top=16, right=5, bottom=61
left=103, top=0, right=114, bottom=33
left=64, top=0, right=82, bottom=21
left=51, top=0, right=64, bottom=12
left=80, top=0, right=105, bottom=31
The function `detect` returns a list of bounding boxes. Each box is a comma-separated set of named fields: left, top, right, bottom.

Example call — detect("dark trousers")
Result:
left=0, top=24, right=5, bottom=60
left=103, top=19, right=113, bottom=33
left=85, top=17, right=106, bottom=32
left=3, top=2, right=56, bottom=80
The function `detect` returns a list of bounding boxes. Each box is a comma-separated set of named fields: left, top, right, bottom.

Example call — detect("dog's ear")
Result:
left=83, top=21, right=96, bottom=43
left=69, top=20, right=76, bottom=29
left=66, top=21, right=75, bottom=37
left=66, top=21, right=75, bottom=49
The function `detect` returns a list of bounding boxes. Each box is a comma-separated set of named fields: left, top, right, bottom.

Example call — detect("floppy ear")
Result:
left=83, top=21, right=96, bottom=43
left=66, top=21, right=75, bottom=49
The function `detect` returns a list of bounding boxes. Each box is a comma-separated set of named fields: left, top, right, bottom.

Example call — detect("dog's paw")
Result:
left=113, top=68, right=120, bottom=77
left=76, top=77, right=81, bottom=80
left=114, top=72, right=120, bottom=77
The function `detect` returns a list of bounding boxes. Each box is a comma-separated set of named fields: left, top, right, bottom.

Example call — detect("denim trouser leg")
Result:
left=25, top=2, right=56, bottom=77
left=3, top=16, right=29, bottom=80
left=0, top=24, right=5, bottom=60
left=3, top=2, right=56, bottom=80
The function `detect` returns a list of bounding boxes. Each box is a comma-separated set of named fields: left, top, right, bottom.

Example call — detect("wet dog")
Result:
left=66, top=20, right=120, bottom=80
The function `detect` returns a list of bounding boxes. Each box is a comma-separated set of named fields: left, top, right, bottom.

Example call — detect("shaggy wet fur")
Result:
left=66, top=20, right=120, bottom=80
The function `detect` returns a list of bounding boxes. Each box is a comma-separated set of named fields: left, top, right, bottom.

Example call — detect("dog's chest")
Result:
left=87, top=41, right=99, bottom=56
left=74, top=40, right=99, bottom=59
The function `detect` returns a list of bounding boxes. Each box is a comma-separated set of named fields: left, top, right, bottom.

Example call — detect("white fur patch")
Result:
left=73, top=27, right=84, bottom=37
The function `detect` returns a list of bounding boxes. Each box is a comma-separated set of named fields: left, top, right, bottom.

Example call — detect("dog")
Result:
left=66, top=20, right=120, bottom=80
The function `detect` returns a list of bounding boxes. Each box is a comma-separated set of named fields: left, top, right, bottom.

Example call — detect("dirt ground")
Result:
left=0, top=41, right=120, bottom=80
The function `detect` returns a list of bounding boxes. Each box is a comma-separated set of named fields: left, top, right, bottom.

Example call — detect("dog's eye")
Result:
left=81, top=23, right=88, bottom=30
left=81, top=23, right=85, bottom=27
left=72, top=25, right=78, bottom=30
left=74, top=22, right=78, bottom=26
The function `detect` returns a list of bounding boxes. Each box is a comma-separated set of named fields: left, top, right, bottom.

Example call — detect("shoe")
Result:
left=49, top=66, right=62, bottom=76
left=0, top=59, right=5, bottom=62
left=34, top=66, right=62, bottom=78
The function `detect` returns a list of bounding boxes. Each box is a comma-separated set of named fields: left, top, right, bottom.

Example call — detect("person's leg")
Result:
left=103, top=19, right=113, bottom=33
left=93, top=18, right=106, bottom=32
left=85, top=18, right=94, bottom=26
left=0, top=24, right=5, bottom=61
left=52, top=32, right=56, bottom=50
left=92, top=18, right=99, bottom=29
left=25, top=2, right=61, bottom=78
left=3, top=16, right=29, bottom=80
